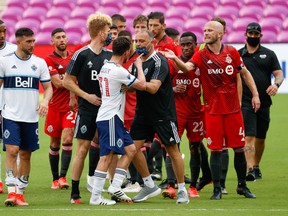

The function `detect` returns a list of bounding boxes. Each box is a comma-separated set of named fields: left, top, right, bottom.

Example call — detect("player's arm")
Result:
left=37, top=81, right=53, bottom=117
left=237, top=73, right=243, bottom=106
left=130, top=55, right=146, bottom=91
left=239, top=67, right=260, bottom=112
left=159, top=49, right=195, bottom=73
left=50, top=73, right=65, bottom=89
left=266, top=69, right=284, bottom=96
left=0, top=79, right=2, bottom=88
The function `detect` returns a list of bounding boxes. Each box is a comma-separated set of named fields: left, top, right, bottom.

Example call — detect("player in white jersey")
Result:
left=0, top=19, right=17, bottom=194
left=89, top=37, right=146, bottom=205
left=0, top=27, right=53, bottom=206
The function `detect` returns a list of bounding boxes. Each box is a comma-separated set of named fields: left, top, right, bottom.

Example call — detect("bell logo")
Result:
left=15, top=77, right=34, bottom=88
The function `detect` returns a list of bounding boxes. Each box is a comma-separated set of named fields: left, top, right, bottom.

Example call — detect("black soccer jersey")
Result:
left=66, top=46, right=112, bottom=115
left=239, top=45, right=281, bottom=107
left=132, top=52, right=177, bottom=123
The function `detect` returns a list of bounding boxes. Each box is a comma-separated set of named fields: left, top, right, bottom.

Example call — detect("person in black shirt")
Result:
left=239, top=22, right=284, bottom=181
left=63, top=12, right=113, bottom=204
left=130, top=30, right=189, bottom=204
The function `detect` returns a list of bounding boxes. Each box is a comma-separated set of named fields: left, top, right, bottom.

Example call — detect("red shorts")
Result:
left=178, top=117, right=204, bottom=142
left=205, top=111, right=245, bottom=150
left=44, top=110, right=76, bottom=138
left=124, top=119, right=133, bottom=131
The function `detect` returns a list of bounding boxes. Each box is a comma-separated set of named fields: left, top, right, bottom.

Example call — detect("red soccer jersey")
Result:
left=44, top=50, right=73, bottom=112
left=170, top=60, right=202, bottom=120
left=123, top=52, right=138, bottom=121
left=191, top=45, right=243, bottom=115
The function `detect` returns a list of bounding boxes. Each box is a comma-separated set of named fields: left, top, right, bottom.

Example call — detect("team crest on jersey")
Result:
left=144, top=68, right=148, bottom=75
left=80, top=125, right=87, bottom=134
left=116, top=138, right=123, bottom=148
left=225, top=55, right=232, bottom=64
left=259, top=54, right=267, bottom=59
left=195, top=68, right=200, bottom=76
left=225, top=65, right=234, bottom=75
left=87, top=61, right=93, bottom=68
left=48, top=66, right=53, bottom=71
left=31, top=64, right=37, bottom=71
left=207, top=137, right=212, bottom=145
left=3, top=129, right=10, bottom=139
left=47, top=125, right=54, bottom=133
left=126, top=74, right=131, bottom=79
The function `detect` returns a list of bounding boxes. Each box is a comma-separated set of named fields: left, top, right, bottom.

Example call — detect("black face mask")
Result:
left=247, top=37, right=260, bottom=47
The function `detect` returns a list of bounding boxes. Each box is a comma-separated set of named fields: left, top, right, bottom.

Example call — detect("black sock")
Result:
left=189, top=142, right=201, bottom=187
left=234, top=150, right=247, bottom=185
left=49, top=146, right=60, bottom=181
left=147, top=139, right=162, bottom=172
left=71, top=180, right=80, bottom=198
left=60, top=143, right=72, bottom=178
left=88, top=146, right=100, bottom=176
left=165, top=156, right=176, bottom=186
left=220, top=149, right=229, bottom=187
left=210, top=151, right=221, bottom=189
left=200, top=142, right=212, bottom=180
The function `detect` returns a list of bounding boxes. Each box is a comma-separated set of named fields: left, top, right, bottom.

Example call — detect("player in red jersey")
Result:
left=161, top=21, right=260, bottom=200
left=44, top=28, right=76, bottom=190
left=162, top=31, right=204, bottom=199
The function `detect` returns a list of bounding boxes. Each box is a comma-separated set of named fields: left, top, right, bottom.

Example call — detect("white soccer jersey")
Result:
left=0, top=41, right=17, bottom=110
left=96, top=61, right=136, bottom=122
left=0, top=52, right=51, bottom=122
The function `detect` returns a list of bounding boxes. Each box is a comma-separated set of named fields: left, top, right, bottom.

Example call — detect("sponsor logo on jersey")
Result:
left=91, top=70, right=99, bottom=80
left=176, top=79, right=191, bottom=85
left=87, top=61, right=93, bottom=68
left=225, top=65, right=234, bottom=75
left=169, top=137, right=174, bottom=142
left=225, top=55, right=232, bottom=64
left=15, top=77, right=36, bottom=88
left=259, top=54, right=267, bottom=59
left=208, top=68, right=224, bottom=74
left=192, top=78, right=200, bottom=88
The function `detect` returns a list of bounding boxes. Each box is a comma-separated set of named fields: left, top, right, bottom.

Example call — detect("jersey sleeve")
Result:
left=151, top=56, right=169, bottom=83
left=0, top=57, right=5, bottom=80
left=66, top=49, right=83, bottom=77
left=270, top=51, right=282, bottom=71
left=115, top=67, right=137, bottom=87
left=39, top=58, right=51, bottom=83
left=191, top=51, right=201, bottom=68
left=44, top=56, right=58, bottom=76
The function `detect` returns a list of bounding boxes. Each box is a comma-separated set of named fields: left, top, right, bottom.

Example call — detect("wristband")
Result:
left=274, top=83, right=280, bottom=88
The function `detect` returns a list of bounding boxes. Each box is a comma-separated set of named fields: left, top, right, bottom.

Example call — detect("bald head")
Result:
left=203, top=21, right=224, bottom=45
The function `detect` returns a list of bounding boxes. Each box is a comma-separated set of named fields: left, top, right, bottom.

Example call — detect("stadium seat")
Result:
left=243, top=0, right=267, bottom=8
left=119, top=7, right=144, bottom=20
left=40, top=19, right=65, bottom=33
left=214, top=6, right=240, bottom=21
left=46, top=7, right=71, bottom=22
left=261, top=30, right=278, bottom=43
left=282, top=18, right=288, bottom=30
left=148, top=0, right=171, bottom=10
left=77, top=0, right=100, bottom=9
left=172, top=0, right=194, bottom=9
left=166, top=6, right=190, bottom=21
left=53, top=0, right=78, bottom=10
left=260, top=18, right=283, bottom=34
left=0, top=7, right=23, bottom=23
left=238, top=6, right=263, bottom=20
left=29, top=0, right=53, bottom=10
left=6, top=0, right=29, bottom=9
left=195, top=0, right=218, bottom=9
left=142, top=6, right=167, bottom=15
left=124, top=0, right=146, bottom=9
left=64, top=19, right=87, bottom=35
left=189, top=6, right=214, bottom=20
left=268, top=0, right=288, bottom=7
left=263, top=6, right=287, bottom=21
left=22, top=7, right=47, bottom=22
left=81, top=33, right=90, bottom=43
left=96, top=6, right=119, bottom=16
left=220, top=0, right=241, bottom=9
left=70, top=7, right=95, bottom=19
left=35, top=32, right=52, bottom=45
left=15, top=19, right=41, bottom=34
left=165, top=18, right=184, bottom=32
left=183, top=18, right=207, bottom=34
left=276, top=30, right=288, bottom=42
left=66, top=31, right=82, bottom=45
left=232, top=17, right=258, bottom=32
left=227, top=31, right=246, bottom=43
left=100, top=0, right=123, bottom=10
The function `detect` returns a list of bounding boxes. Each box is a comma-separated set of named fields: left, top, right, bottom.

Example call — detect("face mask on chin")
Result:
left=105, top=33, right=112, bottom=46
left=136, top=47, right=149, bottom=55
left=247, top=37, right=260, bottom=47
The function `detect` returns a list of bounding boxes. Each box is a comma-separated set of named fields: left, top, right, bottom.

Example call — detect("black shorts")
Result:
left=74, top=113, right=97, bottom=140
left=130, top=119, right=181, bottom=146
left=242, top=106, right=270, bottom=139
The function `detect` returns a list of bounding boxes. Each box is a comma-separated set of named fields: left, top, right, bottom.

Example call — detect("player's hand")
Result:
left=159, top=49, right=176, bottom=59
left=266, top=84, right=278, bottom=96
left=36, top=102, right=49, bottom=117
left=173, top=84, right=186, bottom=93
left=69, top=96, right=78, bottom=111
left=121, top=84, right=129, bottom=92
left=134, top=54, right=143, bottom=68
left=86, top=94, right=101, bottom=106
left=251, top=95, right=261, bottom=112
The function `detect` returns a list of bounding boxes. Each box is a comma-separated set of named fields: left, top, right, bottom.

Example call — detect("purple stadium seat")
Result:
left=277, top=30, right=288, bottom=42
left=64, top=19, right=87, bottom=35
left=195, top=0, right=218, bottom=9
left=46, top=7, right=71, bottom=22
left=8, top=35, right=17, bottom=44
left=66, top=31, right=82, bottom=45
left=184, top=18, right=207, bottom=33
left=15, top=19, right=41, bottom=34
left=259, top=18, right=282, bottom=34
left=219, top=0, right=241, bottom=9
left=166, top=6, right=190, bottom=21
left=77, top=0, right=100, bottom=9
left=189, top=6, right=214, bottom=20
left=96, top=6, right=119, bottom=16
left=142, top=6, right=167, bottom=15
left=40, top=18, right=65, bottom=33
left=36, top=32, right=52, bottom=45
left=232, top=17, right=258, bottom=32
left=148, top=0, right=171, bottom=10
left=6, top=0, right=29, bottom=9
left=244, top=0, right=267, bottom=8
left=22, top=7, right=47, bottom=22
left=268, top=0, right=288, bottom=7
left=172, top=0, right=194, bottom=9
left=53, top=0, right=78, bottom=10
left=119, top=7, right=144, bottom=20
left=261, top=30, right=277, bottom=43
left=282, top=18, right=288, bottom=30
left=70, top=7, right=95, bottom=19
left=214, top=6, right=239, bottom=20
left=227, top=31, right=246, bottom=43
left=1, top=7, right=23, bottom=22
left=165, top=18, right=184, bottom=32
left=29, top=0, right=53, bottom=10
left=124, top=0, right=146, bottom=9
left=100, top=0, right=123, bottom=10
left=81, top=33, right=90, bottom=43
left=239, top=6, right=263, bottom=20
left=263, top=6, right=287, bottom=20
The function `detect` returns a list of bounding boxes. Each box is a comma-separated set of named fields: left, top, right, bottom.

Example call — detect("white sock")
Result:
left=177, top=183, right=186, bottom=192
left=111, top=168, right=126, bottom=189
left=143, top=175, right=154, bottom=188
left=92, top=171, right=107, bottom=198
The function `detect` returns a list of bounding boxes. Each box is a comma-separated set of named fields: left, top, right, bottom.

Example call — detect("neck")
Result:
left=55, top=49, right=68, bottom=58
left=155, top=32, right=165, bottom=43
left=246, top=44, right=259, bottom=54
left=181, top=55, right=192, bottom=63
left=15, top=49, right=30, bottom=60
left=110, top=56, right=123, bottom=65
left=90, top=38, right=104, bottom=54
left=207, top=40, right=222, bottom=54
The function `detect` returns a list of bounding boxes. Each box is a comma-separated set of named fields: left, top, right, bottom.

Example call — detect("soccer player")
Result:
left=111, top=14, right=126, bottom=32
left=133, top=15, right=148, bottom=35
left=130, top=30, right=189, bottom=204
left=0, top=27, right=53, bottom=206
left=63, top=12, right=112, bottom=204
left=239, top=22, right=284, bottom=181
left=44, top=28, right=76, bottom=190
left=89, top=37, right=146, bottom=205
left=0, top=19, right=17, bottom=194
left=162, top=32, right=204, bottom=199
left=161, top=21, right=260, bottom=200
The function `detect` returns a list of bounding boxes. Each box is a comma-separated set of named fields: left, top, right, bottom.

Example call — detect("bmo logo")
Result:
left=208, top=68, right=224, bottom=74
left=15, top=77, right=34, bottom=88
left=176, top=79, right=192, bottom=85
left=225, top=65, right=234, bottom=75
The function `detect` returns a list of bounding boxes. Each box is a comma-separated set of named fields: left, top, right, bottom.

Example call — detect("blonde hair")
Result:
left=87, top=12, right=112, bottom=38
